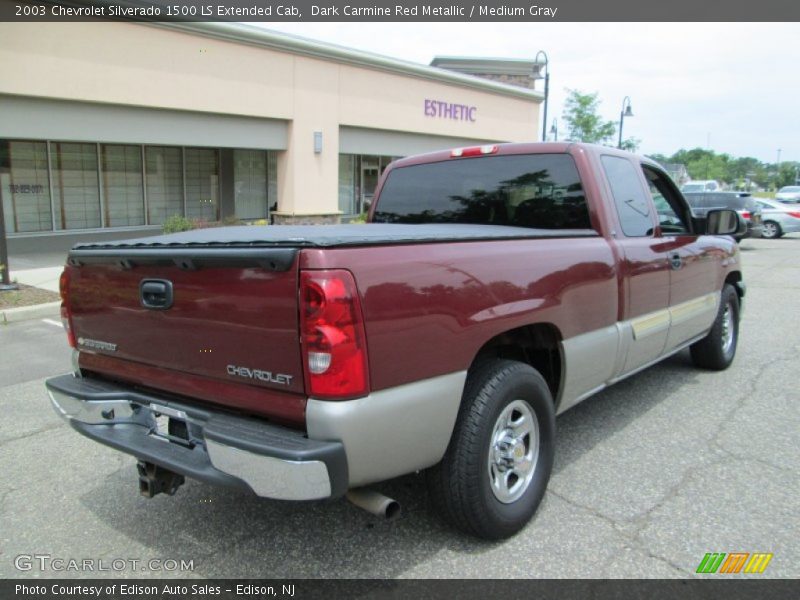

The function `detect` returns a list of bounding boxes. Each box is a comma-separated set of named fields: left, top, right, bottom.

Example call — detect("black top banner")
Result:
left=2, top=0, right=800, bottom=21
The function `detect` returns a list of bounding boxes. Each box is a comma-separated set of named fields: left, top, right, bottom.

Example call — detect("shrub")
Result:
left=222, top=215, right=243, bottom=226
left=162, top=215, right=195, bottom=234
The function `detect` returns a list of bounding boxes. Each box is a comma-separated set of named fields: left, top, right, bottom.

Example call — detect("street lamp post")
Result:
left=533, top=51, right=549, bottom=142
left=618, top=96, right=633, bottom=149
left=550, top=118, right=558, bottom=142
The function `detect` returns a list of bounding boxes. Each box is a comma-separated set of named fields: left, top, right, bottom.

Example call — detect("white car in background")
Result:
left=681, top=180, right=721, bottom=193
left=755, top=198, right=800, bottom=239
left=775, top=186, right=800, bottom=203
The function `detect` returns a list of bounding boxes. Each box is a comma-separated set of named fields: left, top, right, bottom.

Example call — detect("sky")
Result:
left=253, top=22, right=798, bottom=165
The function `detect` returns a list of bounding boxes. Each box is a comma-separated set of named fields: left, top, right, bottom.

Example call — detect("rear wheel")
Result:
left=690, top=284, right=740, bottom=370
left=427, top=359, right=555, bottom=540
left=761, top=221, right=782, bottom=239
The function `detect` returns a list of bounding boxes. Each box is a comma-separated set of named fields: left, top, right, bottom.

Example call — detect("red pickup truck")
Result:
left=46, top=143, right=745, bottom=539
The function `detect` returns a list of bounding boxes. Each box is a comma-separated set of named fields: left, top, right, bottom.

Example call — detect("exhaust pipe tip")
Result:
left=346, top=488, right=401, bottom=521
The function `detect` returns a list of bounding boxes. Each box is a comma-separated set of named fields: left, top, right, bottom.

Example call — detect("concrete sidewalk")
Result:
left=1, top=264, right=64, bottom=324
left=9, top=266, right=63, bottom=293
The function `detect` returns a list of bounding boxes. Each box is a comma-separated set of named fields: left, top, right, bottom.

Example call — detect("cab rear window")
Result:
left=372, top=154, right=592, bottom=230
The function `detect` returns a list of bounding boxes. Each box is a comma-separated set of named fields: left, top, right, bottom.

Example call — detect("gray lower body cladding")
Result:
left=45, top=370, right=468, bottom=498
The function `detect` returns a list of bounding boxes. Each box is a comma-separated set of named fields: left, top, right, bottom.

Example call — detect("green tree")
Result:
left=561, top=89, right=616, bottom=145
left=650, top=147, right=791, bottom=189
left=776, top=162, right=800, bottom=188
left=620, top=137, right=641, bottom=153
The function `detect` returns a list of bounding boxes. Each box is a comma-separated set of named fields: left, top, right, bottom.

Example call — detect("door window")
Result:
left=642, top=166, right=690, bottom=235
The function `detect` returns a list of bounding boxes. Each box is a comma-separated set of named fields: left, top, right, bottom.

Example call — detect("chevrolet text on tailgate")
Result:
left=47, top=143, right=745, bottom=539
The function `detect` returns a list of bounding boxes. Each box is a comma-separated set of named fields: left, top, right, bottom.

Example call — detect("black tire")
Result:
left=690, top=284, right=740, bottom=370
left=426, top=359, right=555, bottom=540
left=761, top=220, right=782, bottom=239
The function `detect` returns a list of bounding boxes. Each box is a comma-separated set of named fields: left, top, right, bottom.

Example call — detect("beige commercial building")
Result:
left=0, top=21, right=542, bottom=252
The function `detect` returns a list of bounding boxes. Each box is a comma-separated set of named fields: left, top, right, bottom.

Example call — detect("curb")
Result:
left=1, top=301, right=61, bottom=325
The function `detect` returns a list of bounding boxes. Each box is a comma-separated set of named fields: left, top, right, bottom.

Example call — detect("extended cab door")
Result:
left=641, top=165, right=721, bottom=351
left=599, top=154, right=671, bottom=374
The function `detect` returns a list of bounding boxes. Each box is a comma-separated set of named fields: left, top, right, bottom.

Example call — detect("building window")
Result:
left=145, top=146, right=184, bottom=226
left=185, top=147, right=219, bottom=222
left=339, top=154, right=398, bottom=217
left=2, top=140, right=278, bottom=233
left=51, top=142, right=101, bottom=230
left=101, top=144, right=144, bottom=227
left=338, top=154, right=357, bottom=215
left=233, top=149, right=268, bottom=220
left=1, top=140, right=52, bottom=233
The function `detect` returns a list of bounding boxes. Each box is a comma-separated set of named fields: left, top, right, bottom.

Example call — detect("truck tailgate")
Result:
left=64, top=248, right=305, bottom=420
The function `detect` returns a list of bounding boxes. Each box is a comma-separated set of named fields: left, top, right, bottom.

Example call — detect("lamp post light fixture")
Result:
left=532, top=51, right=549, bottom=142
left=617, top=96, right=633, bottom=149
left=550, top=118, right=558, bottom=142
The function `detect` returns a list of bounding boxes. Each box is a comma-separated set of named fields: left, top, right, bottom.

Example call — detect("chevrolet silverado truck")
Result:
left=46, top=143, right=745, bottom=540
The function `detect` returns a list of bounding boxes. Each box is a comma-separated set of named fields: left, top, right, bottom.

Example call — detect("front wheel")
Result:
left=761, top=221, right=782, bottom=239
left=426, top=359, right=555, bottom=540
left=690, top=284, right=740, bottom=370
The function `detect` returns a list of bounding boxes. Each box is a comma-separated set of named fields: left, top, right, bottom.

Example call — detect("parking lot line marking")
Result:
left=42, top=319, right=62, bottom=328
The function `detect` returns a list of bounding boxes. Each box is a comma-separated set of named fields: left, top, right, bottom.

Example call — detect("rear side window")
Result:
left=601, top=155, right=654, bottom=237
left=372, top=154, right=591, bottom=230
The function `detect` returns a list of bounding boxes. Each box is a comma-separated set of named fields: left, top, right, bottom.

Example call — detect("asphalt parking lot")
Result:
left=1, top=236, right=798, bottom=579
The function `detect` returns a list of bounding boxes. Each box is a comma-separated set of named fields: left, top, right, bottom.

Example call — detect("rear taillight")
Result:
left=59, top=269, right=76, bottom=348
left=740, top=211, right=751, bottom=220
left=788, top=211, right=800, bottom=219
left=300, top=270, right=369, bottom=400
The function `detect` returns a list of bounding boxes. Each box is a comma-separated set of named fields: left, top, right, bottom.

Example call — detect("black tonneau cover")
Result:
left=68, top=224, right=598, bottom=271
left=73, top=223, right=598, bottom=251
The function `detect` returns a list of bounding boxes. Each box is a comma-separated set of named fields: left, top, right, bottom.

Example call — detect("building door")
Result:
left=360, top=158, right=380, bottom=214
left=233, top=149, right=268, bottom=220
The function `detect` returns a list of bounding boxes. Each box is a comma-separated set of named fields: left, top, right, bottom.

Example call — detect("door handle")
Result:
left=140, top=279, right=174, bottom=310
left=669, top=253, right=682, bottom=270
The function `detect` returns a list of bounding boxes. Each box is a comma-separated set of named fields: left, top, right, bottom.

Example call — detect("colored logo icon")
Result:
left=696, top=552, right=773, bottom=574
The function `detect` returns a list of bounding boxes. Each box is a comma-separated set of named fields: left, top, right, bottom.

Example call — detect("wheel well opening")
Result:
left=472, top=324, right=562, bottom=401
left=725, top=271, right=743, bottom=301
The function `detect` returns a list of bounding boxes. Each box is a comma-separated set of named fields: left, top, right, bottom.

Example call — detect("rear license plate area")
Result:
left=150, top=411, right=193, bottom=447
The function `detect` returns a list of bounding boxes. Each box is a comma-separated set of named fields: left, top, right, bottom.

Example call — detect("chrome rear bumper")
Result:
left=46, top=374, right=347, bottom=500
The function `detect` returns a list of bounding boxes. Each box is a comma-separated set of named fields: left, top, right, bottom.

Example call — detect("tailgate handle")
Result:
left=140, top=279, right=173, bottom=310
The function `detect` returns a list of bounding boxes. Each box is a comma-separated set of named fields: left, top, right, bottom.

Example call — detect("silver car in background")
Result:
left=776, top=186, right=800, bottom=203
left=684, top=191, right=763, bottom=241
left=755, top=198, right=800, bottom=239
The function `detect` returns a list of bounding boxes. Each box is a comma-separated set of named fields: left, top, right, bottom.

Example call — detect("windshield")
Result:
left=373, top=153, right=592, bottom=230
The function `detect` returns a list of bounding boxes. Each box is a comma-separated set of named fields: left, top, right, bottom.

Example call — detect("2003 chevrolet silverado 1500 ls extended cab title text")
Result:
left=46, top=143, right=745, bottom=539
